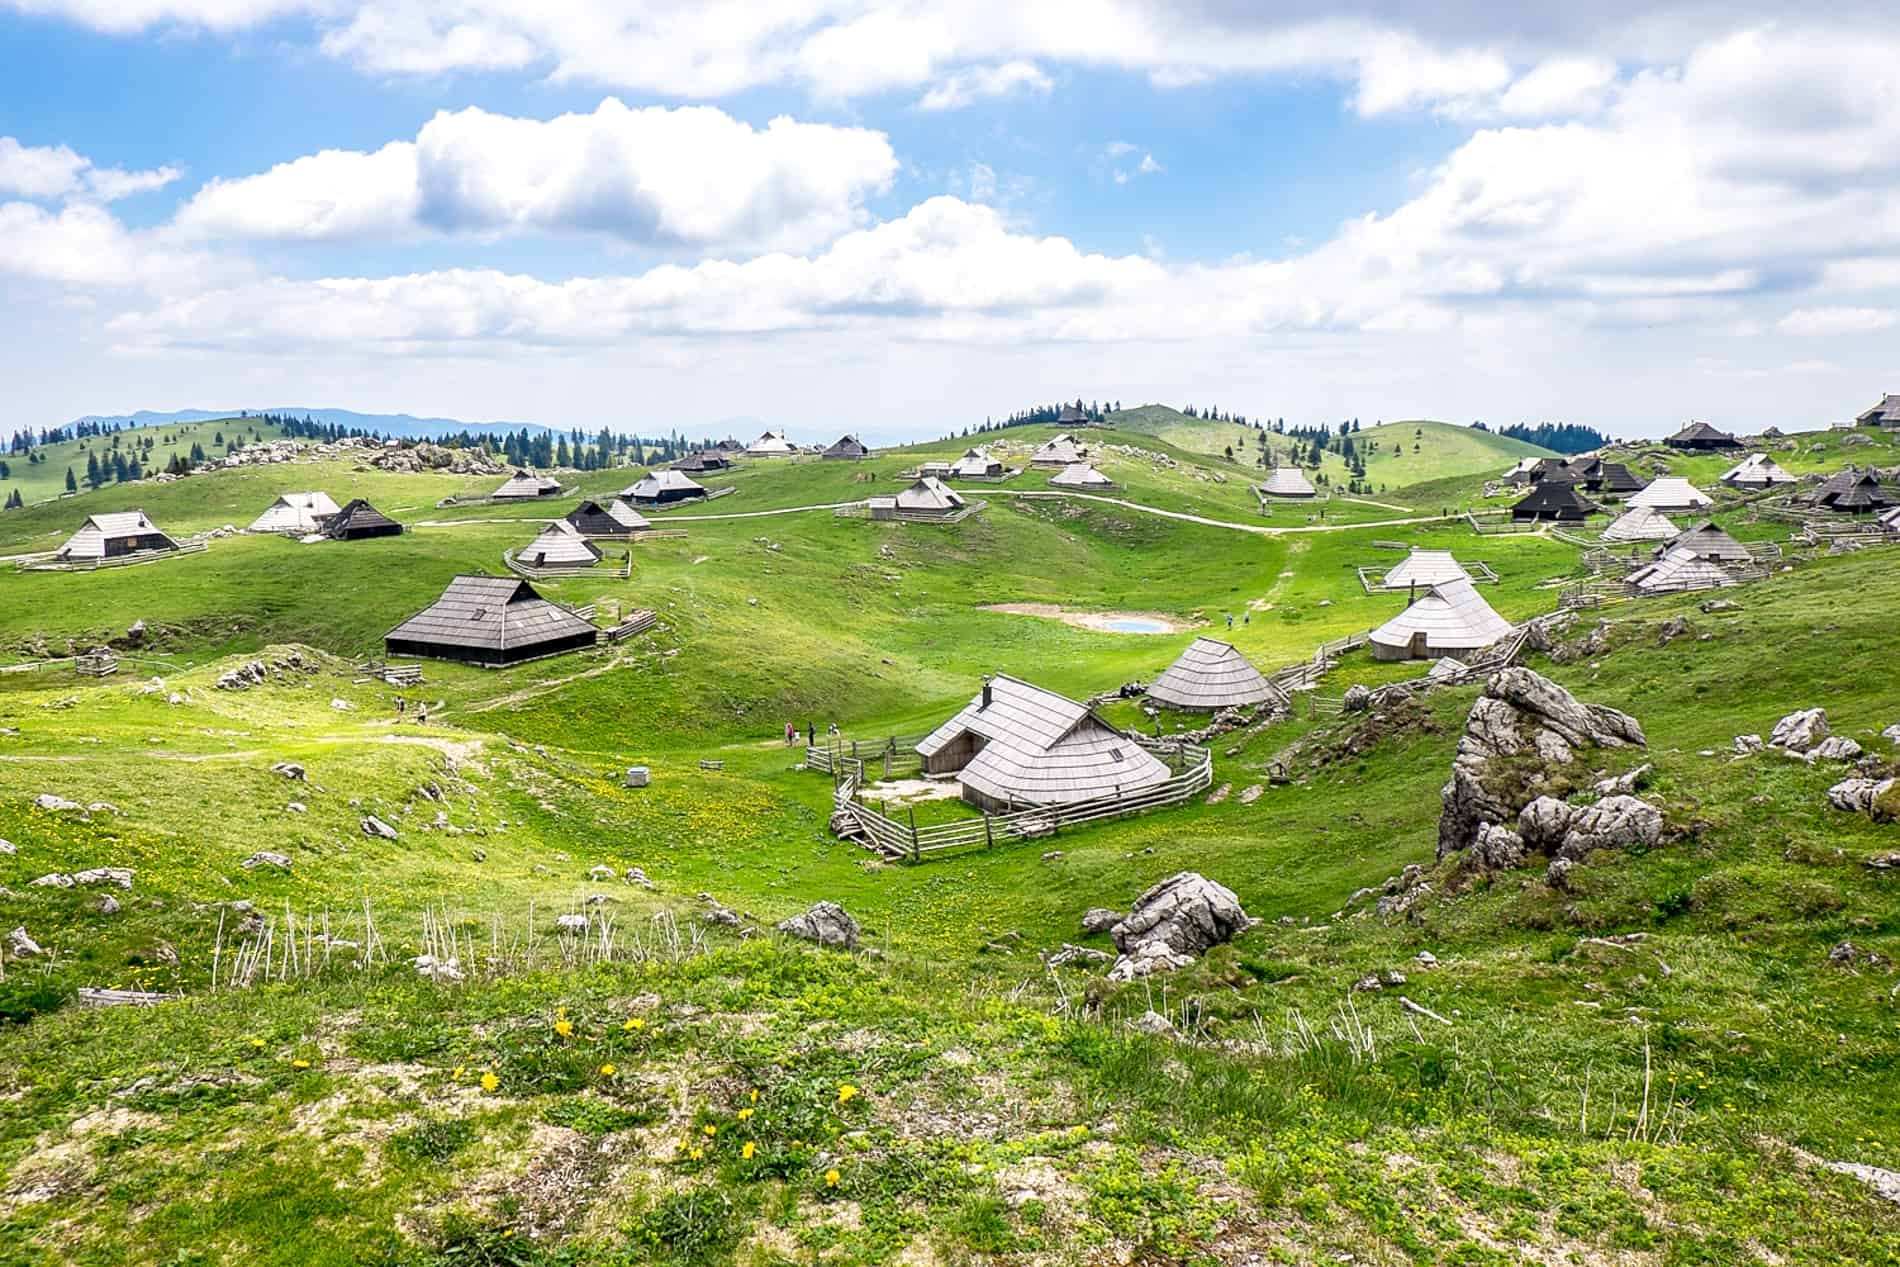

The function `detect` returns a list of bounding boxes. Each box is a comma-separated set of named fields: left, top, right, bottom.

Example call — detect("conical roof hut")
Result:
left=1146, top=638, right=1283, bottom=711
left=894, top=476, right=966, bottom=516
left=1381, top=549, right=1471, bottom=590
left=1032, top=435, right=1085, bottom=467
left=1628, top=547, right=1737, bottom=593
left=1056, top=401, right=1092, bottom=425
left=672, top=450, right=733, bottom=473
left=1048, top=463, right=1117, bottom=490
left=949, top=447, right=1003, bottom=478
left=1603, top=505, right=1679, bottom=543
left=822, top=434, right=870, bottom=460
left=1260, top=467, right=1316, bottom=497
left=1368, top=578, right=1513, bottom=661
left=55, top=511, right=178, bottom=561
left=744, top=429, right=797, bottom=457
left=1720, top=453, right=1795, bottom=488
left=1511, top=482, right=1598, bottom=521
left=623, top=470, right=708, bottom=504
left=385, top=576, right=599, bottom=665
left=493, top=469, right=563, bottom=499
left=248, top=491, right=339, bottom=534
left=322, top=499, right=403, bottom=541
left=565, top=499, right=650, bottom=535
left=1665, top=520, right=1750, bottom=563
left=1628, top=477, right=1714, bottom=512
left=1665, top=420, right=1740, bottom=450
left=1818, top=471, right=1894, bottom=514
left=519, top=521, right=601, bottom=569
left=916, top=674, right=1171, bottom=813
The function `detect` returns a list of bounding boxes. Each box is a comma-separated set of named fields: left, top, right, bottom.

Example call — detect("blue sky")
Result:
left=3, top=3, right=1899, bottom=443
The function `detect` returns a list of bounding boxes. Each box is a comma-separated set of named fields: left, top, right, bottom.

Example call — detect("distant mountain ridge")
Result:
left=62, top=407, right=558, bottom=441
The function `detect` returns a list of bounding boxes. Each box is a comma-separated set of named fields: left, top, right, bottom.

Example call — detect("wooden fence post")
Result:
left=984, top=814, right=993, bottom=849
left=909, top=805, right=920, bottom=862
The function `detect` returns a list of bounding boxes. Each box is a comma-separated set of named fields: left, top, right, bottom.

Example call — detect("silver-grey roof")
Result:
left=248, top=491, right=339, bottom=532
left=385, top=575, right=597, bottom=652
left=1033, top=437, right=1085, bottom=464
left=1260, top=467, right=1316, bottom=496
left=1146, top=638, right=1281, bottom=710
left=1720, top=453, right=1795, bottom=486
left=493, top=469, right=563, bottom=499
left=950, top=447, right=1001, bottom=476
left=1602, top=505, right=1680, bottom=542
left=1381, top=549, right=1471, bottom=590
left=1369, top=578, right=1513, bottom=654
left=917, top=674, right=1172, bottom=807
left=895, top=476, right=966, bottom=511
left=1665, top=519, right=1751, bottom=562
left=1628, top=547, right=1737, bottom=592
left=622, top=469, right=706, bottom=499
left=521, top=522, right=602, bottom=567
left=57, top=511, right=175, bottom=560
left=1048, top=462, right=1114, bottom=488
left=745, top=429, right=796, bottom=455
left=1629, top=476, right=1713, bottom=511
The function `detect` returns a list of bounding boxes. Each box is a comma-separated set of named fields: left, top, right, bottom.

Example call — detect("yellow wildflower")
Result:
left=481, top=1071, right=499, bottom=1092
left=623, top=1017, right=645, bottom=1032
left=690, top=1147, right=704, bottom=1161
left=837, top=1083, right=859, bottom=1105
left=737, top=1107, right=754, bottom=1122
left=292, top=1059, right=311, bottom=1070
left=703, top=1124, right=717, bottom=1137
left=825, top=1168, right=841, bottom=1187
left=249, top=1038, right=265, bottom=1050
left=599, top=1063, right=617, bottom=1077
left=554, top=1019, right=574, bottom=1038
left=749, top=1089, right=759, bottom=1104
left=742, top=1141, right=756, bottom=1160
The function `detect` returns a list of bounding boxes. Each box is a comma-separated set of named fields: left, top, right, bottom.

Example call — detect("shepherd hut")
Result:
left=565, top=499, right=650, bottom=536
left=1664, top=421, right=1741, bottom=451
left=1368, top=578, right=1513, bottom=661
left=894, top=476, right=967, bottom=519
left=1855, top=394, right=1900, bottom=429
left=1603, top=505, right=1679, bottom=543
left=1817, top=471, right=1894, bottom=515
left=55, top=511, right=179, bottom=562
left=1665, top=520, right=1751, bottom=563
left=1048, top=463, right=1117, bottom=491
left=745, top=429, right=797, bottom=457
left=949, top=447, right=1004, bottom=479
left=1056, top=401, right=1093, bottom=426
left=1146, top=638, right=1282, bottom=712
left=672, top=450, right=734, bottom=473
left=493, top=469, right=563, bottom=500
left=322, top=499, right=403, bottom=541
left=915, top=675, right=1171, bottom=813
left=1381, top=549, right=1471, bottom=591
left=1260, top=467, right=1316, bottom=498
left=822, top=434, right=870, bottom=460
left=519, top=521, right=602, bottom=570
left=385, top=576, right=599, bottom=666
left=1720, top=454, right=1795, bottom=489
left=1565, top=458, right=1643, bottom=496
left=1031, top=434, right=1085, bottom=468
left=248, top=491, right=339, bottom=534
left=1628, top=547, right=1736, bottom=594
left=623, top=470, right=708, bottom=505
left=1628, top=477, right=1713, bottom=514
left=1510, top=482, right=1598, bottom=522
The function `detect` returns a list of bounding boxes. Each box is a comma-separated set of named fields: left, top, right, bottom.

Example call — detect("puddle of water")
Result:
left=1103, top=618, right=1171, bottom=634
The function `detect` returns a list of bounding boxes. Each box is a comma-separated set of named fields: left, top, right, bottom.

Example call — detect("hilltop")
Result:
left=0, top=422, right=1897, bottom=1264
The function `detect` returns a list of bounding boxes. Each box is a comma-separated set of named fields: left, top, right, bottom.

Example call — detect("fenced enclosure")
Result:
left=1355, top=559, right=1499, bottom=593
left=16, top=540, right=208, bottom=572
left=503, top=548, right=634, bottom=581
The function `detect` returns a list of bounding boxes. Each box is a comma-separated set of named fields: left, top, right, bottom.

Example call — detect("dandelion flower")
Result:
left=554, top=1019, right=574, bottom=1038
left=599, top=1063, right=617, bottom=1077
left=737, top=1107, right=754, bottom=1122
left=292, top=1059, right=311, bottom=1070
left=749, top=1089, right=759, bottom=1104
left=825, top=1168, right=841, bottom=1187
left=703, top=1124, right=717, bottom=1137
left=249, top=1038, right=265, bottom=1050
left=452, top=1065, right=466, bottom=1079
left=690, top=1147, right=704, bottom=1161
left=742, top=1141, right=756, bottom=1160
left=837, top=1083, right=859, bottom=1105
left=481, top=1071, right=499, bottom=1092
left=623, top=1017, right=645, bottom=1032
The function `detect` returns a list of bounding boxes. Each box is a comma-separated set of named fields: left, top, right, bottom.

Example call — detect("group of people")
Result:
left=395, top=696, right=428, bottom=725
left=783, top=720, right=840, bottom=746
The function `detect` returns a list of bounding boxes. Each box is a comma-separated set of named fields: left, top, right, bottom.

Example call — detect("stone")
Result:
left=1544, top=857, right=1577, bottom=889
left=287, top=802, right=306, bottom=813
left=624, top=867, right=655, bottom=888
left=1699, top=598, right=1740, bottom=613
left=73, top=867, right=134, bottom=889
left=361, top=815, right=398, bottom=840
left=87, top=803, right=119, bottom=815
left=777, top=900, right=860, bottom=949
left=554, top=914, right=589, bottom=935
left=1656, top=615, right=1691, bottom=646
left=1826, top=1162, right=1900, bottom=1209
left=0, top=839, right=12, bottom=855
left=1342, top=684, right=1371, bottom=713
left=623, top=766, right=649, bottom=788
left=34, top=794, right=81, bottom=812
left=29, top=873, right=75, bottom=889
left=330, top=698, right=353, bottom=711
left=587, top=864, right=615, bottom=881
left=1827, top=777, right=1895, bottom=815
left=7, top=927, right=44, bottom=959
left=1110, top=872, right=1249, bottom=957
left=1883, top=723, right=1900, bottom=747
left=1472, top=824, right=1526, bottom=869
left=241, top=851, right=292, bottom=872
left=1080, top=907, right=1124, bottom=935
left=271, top=762, right=306, bottom=781
left=1768, top=708, right=1829, bottom=753
left=1107, top=938, right=1197, bottom=981
left=1808, top=736, right=1863, bottom=763
left=96, top=895, right=121, bottom=916
left=471, top=848, right=487, bottom=863
left=1128, top=1010, right=1174, bottom=1035
left=1041, top=850, right=1064, bottom=862
left=1592, top=763, right=1652, bottom=796
left=1047, top=943, right=1114, bottom=968
left=1518, top=794, right=1663, bottom=860
left=414, top=954, right=464, bottom=981
left=1414, top=950, right=1438, bottom=967
left=1733, top=734, right=1763, bottom=755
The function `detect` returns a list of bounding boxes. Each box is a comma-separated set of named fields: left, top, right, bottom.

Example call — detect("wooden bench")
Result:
left=698, top=759, right=725, bottom=771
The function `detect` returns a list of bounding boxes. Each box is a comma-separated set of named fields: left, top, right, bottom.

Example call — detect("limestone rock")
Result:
left=7, top=927, right=44, bottom=959
left=587, top=864, right=615, bottom=881
left=1110, top=872, right=1248, bottom=957
left=96, top=894, right=121, bottom=916
left=1342, top=684, right=1371, bottom=713
left=1080, top=907, right=1123, bottom=935
left=34, top=794, right=80, bottom=812
left=1733, top=734, right=1763, bottom=755
left=1769, top=708, right=1828, bottom=753
left=271, top=762, right=306, bottom=781
left=1883, top=723, right=1900, bottom=747
left=361, top=815, right=398, bottom=840
left=1127, top=1010, right=1175, bottom=1035
left=1827, top=777, right=1895, bottom=815
left=554, top=914, right=589, bottom=935
left=1808, top=736, right=1863, bottom=763
left=1472, top=824, right=1526, bottom=869
left=0, top=839, right=12, bottom=855
left=1106, top=938, right=1197, bottom=981
left=29, top=873, right=75, bottom=888
left=1592, top=763, right=1653, bottom=796
left=1517, top=794, right=1663, bottom=860
left=625, top=867, right=655, bottom=889
left=1544, top=857, right=1577, bottom=889
left=241, top=851, right=292, bottom=872
left=777, top=900, right=860, bottom=949
left=414, top=954, right=464, bottom=981
left=73, top=867, right=134, bottom=889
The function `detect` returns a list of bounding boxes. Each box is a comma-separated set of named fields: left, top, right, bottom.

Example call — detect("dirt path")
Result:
left=459, top=653, right=631, bottom=714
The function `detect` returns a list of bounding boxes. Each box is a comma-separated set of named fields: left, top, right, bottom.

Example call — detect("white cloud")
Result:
left=174, top=100, right=897, bottom=252
left=1495, top=56, right=1617, bottom=117
left=1777, top=306, right=1898, bottom=336
left=917, top=60, right=1051, bottom=110
left=0, top=200, right=221, bottom=287
left=1104, top=141, right=1137, bottom=157
left=1138, top=153, right=1162, bottom=174
left=0, top=136, right=180, bottom=202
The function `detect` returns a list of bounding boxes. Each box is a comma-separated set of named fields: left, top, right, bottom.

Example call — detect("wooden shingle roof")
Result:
left=249, top=491, right=339, bottom=533
left=521, top=522, right=602, bottom=567
left=1382, top=549, right=1471, bottom=590
left=895, top=476, right=965, bottom=511
left=1603, top=505, right=1680, bottom=543
left=1146, top=638, right=1282, bottom=711
left=1628, top=547, right=1736, bottom=592
left=385, top=576, right=596, bottom=654
left=1667, top=420, right=1738, bottom=445
left=1048, top=462, right=1114, bottom=489
left=493, top=469, right=562, bottom=499
left=1664, top=520, right=1750, bottom=562
left=1628, top=477, right=1713, bottom=512
left=322, top=498, right=400, bottom=538
left=1260, top=467, right=1316, bottom=496
left=1369, top=578, right=1513, bottom=655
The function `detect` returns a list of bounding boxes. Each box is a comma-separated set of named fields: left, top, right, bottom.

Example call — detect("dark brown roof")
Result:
left=1820, top=472, right=1894, bottom=512
left=322, top=498, right=401, bottom=539
left=1511, top=482, right=1599, bottom=518
left=1666, top=420, right=1739, bottom=445
left=385, top=576, right=597, bottom=655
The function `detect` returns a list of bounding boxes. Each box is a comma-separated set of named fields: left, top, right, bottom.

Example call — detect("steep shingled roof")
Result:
left=1368, top=578, right=1513, bottom=657
left=385, top=576, right=598, bottom=658
left=1146, top=638, right=1283, bottom=711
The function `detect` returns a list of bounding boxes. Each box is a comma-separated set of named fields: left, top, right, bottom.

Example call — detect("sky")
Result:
left=3, top=3, right=1900, bottom=444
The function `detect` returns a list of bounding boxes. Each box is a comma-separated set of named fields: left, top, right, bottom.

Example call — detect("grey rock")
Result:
left=271, top=762, right=306, bottom=781
left=414, top=953, right=464, bottom=981
left=554, top=914, right=589, bottom=935
left=777, top=900, right=860, bottom=949
left=471, top=848, right=487, bottom=862
left=1107, top=938, right=1197, bottom=981
left=1128, top=1010, right=1175, bottom=1035
left=7, top=927, right=44, bottom=959
left=1592, top=763, right=1653, bottom=796
left=1808, top=736, right=1863, bottom=763
left=96, top=894, right=121, bottom=916
left=1733, top=734, right=1763, bottom=754
left=87, top=802, right=118, bottom=814
left=1080, top=907, right=1124, bottom=935
left=1110, top=872, right=1248, bottom=957
left=1882, top=723, right=1900, bottom=746
left=34, top=794, right=80, bottom=812
left=1827, top=777, right=1895, bottom=815
left=240, top=851, right=292, bottom=872
left=624, top=867, right=654, bottom=889
left=1047, top=943, right=1114, bottom=968
left=1518, top=794, right=1664, bottom=860
left=1769, top=708, right=1829, bottom=753
left=1826, top=1162, right=1900, bottom=1209
left=1699, top=599, right=1740, bottom=613
left=623, top=766, right=649, bottom=788
left=73, top=867, right=134, bottom=889
left=587, top=864, right=615, bottom=881
left=287, top=802, right=306, bottom=813
left=361, top=815, right=398, bottom=840
left=1342, top=684, right=1371, bottom=713
left=0, top=839, right=12, bottom=855
left=1545, top=857, right=1577, bottom=889
left=29, top=872, right=75, bottom=889
left=1472, top=824, right=1526, bottom=869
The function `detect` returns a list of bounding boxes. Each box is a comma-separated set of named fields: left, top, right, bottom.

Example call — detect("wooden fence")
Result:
left=502, top=548, right=633, bottom=581
left=17, top=540, right=208, bottom=573
left=829, top=738, right=1213, bottom=862
left=804, top=732, right=931, bottom=778
left=605, top=610, right=657, bottom=642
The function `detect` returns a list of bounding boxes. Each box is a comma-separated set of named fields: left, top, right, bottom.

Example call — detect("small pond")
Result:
left=1102, top=617, right=1172, bottom=634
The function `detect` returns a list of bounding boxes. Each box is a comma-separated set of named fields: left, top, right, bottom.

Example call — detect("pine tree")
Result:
left=65, top=466, right=78, bottom=492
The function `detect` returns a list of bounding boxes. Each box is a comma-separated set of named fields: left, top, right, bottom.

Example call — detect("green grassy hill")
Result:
left=0, top=417, right=294, bottom=508
left=1, top=423, right=1898, bottom=1264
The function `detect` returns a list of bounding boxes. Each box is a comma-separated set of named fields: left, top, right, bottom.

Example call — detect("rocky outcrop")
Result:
left=1828, top=777, right=1897, bottom=820
left=777, top=900, right=859, bottom=949
left=1517, top=795, right=1664, bottom=860
left=241, top=851, right=292, bottom=872
left=1769, top=708, right=1829, bottom=753
left=1111, top=873, right=1249, bottom=957
left=1438, top=668, right=1645, bottom=859
left=361, top=815, right=398, bottom=840
left=7, top=927, right=44, bottom=959
left=1080, top=908, right=1123, bottom=935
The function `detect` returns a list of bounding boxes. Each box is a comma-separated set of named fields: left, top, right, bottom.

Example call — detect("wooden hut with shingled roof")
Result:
left=1662, top=520, right=1750, bottom=563
left=322, top=499, right=403, bottom=541
left=1032, top=434, right=1085, bottom=468
left=55, top=511, right=179, bottom=562
left=916, top=674, right=1171, bottom=813
left=1368, top=578, right=1513, bottom=661
left=1665, top=420, right=1741, bottom=451
left=1048, top=463, right=1117, bottom=491
left=949, top=447, right=1004, bottom=479
left=1856, top=394, right=1900, bottom=429
left=1817, top=471, right=1894, bottom=515
left=385, top=576, right=599, bottom=666
left=248, top=491, right=339, bottom=534
left=1628, top=547, right=1737, bottom=594
left=1720, top=453, right=1796, bottom=489
left=565, top=499, right=650, bottom=536
left=1511, top=482, right=1598, bottom=522
left=1381, top=549, right=1471, bottom=591
left=1603, top=505, right=1679, bottom=544
left=672, top=450, right=733, bottom=473
left=623, top=469, right=708, bottom=505
left=1260, top=467, right=1316, bottom=498
left=822, top=434, right=870, bottom=460
left=519, top=521, right=602, bottom=570
left=1628, top=476, right=1714, bottom=514
left=493, top=469, right=563, bottom=500
left=1146, top=638, right=1284, bottom=712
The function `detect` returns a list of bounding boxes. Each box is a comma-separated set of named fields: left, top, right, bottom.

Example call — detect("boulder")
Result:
left=1342, top=684, right=1371, bottom=713
left=34, top=794, right=81, bottom=812
left=1106, top=938, right=1197, bottom=981
left=1079, top=908, right=1123, bottom=936
left=1808, top=736, right=1863, bottom=763
left=777, top=900, right=860, bottom=949
left=29, top=873, right=75, bottom=889
left=1517, top=794, right=1663, bottom=860
left=554, top=914, right=589, bottom=935
left=361, top=815, right=398, bottom=840
left=1110, top=872, right=1249, bottom=957
left=96, top=894, right=121, bottom=916
left=1472, top=824, right=1526, bottom=870
left=414, top=954, right=465, bottom=981
left=1827, top=777, right=1896, bottom=815
left=241, top=851, right=292, bottom=872
left=1733, top=734, right=1763, bottom=755
left=1544, top=857, right=1577, bottom=890
left=1127, top=1010, right=1175, bottom=1035
left=1592, top=763, right=1652, bottom=796
left=624, top=867, right=655, bottom=889
left=587, top=864, right=615, bottom=881
left=271, top=762, right=306, bottom=781
left=73, top=867, right=134, bottom=889
left=0, top=839, right=12, bottom=855
left=1769, top=708, right=1829, bottom=753
left=7, top=927, right=43, bottom=959
left=1883, top=723, right=1900, bottom=747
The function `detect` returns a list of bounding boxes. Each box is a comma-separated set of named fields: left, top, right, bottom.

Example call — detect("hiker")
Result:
left=1225, top=613, right=1233, bottom=629
left=807, top=722, right=816, bottom=745
left=417, top=704, right=428, bottom=726
left=396, top=696, right=406, bottom=717
left=784, top=721, right=795, bottom=746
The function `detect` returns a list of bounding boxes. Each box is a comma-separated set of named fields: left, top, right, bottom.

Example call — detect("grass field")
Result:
left=1, top=418, right=1898, bottom=1265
